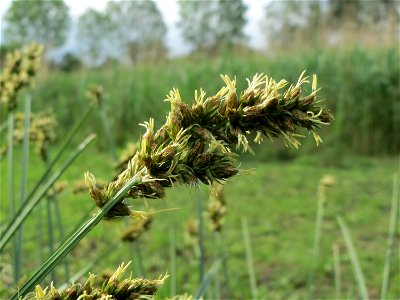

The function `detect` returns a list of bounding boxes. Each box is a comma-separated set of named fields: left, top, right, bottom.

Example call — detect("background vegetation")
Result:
left=0, top=0, right=399, bottom=299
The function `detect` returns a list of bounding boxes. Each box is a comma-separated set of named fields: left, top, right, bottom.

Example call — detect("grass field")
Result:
left=0, top=45, right=399, bottom=299
left=1, top=145, right=398, bottom=299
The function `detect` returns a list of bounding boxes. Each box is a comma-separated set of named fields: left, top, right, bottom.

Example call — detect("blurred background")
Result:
left=0, top=0, right=399, bottom=299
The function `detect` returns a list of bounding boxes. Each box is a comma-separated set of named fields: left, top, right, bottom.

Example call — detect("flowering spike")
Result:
left=85, top=72, right=333, bottom=218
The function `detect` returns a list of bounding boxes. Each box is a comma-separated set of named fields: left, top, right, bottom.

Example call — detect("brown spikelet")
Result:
left=85, top=72, right=333, bottom=218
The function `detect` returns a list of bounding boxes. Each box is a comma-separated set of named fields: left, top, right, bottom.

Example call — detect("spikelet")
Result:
left=23, top=262, right=167, bottom=299
left=121, top=214, right=153, bottom=242
left=85, top=72, right=333, bottom=218
left=207, top=183, right=227, bottom=232
left=0, top=43, right=44, bottom=112
left=0, top=111, right=56, bottom=161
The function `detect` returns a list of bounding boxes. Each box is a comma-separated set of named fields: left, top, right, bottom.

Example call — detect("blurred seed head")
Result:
left=0, top=43, right=44, bottom=112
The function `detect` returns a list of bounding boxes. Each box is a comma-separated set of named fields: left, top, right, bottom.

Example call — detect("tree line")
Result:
left=2, top=0, right=398, bottom=68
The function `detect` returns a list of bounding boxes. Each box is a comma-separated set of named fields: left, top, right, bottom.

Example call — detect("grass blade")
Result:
left=11, top=174, right=142, bottom=299
left=307, top=183, right=326, bottom=299
left=46, top=193, right=56, bottom=282
left=337, top=216, right=369, bottom=300
left=333, top=243, right=341, bottom=299
left=53, top=195, right=70, bottom=281
left=58, top=241, right=122, bottom=290
left=22, top=105, right=94, bottom=211
left=216, top=231, right=231, bottom=299
left=380, top=173, right=399, bottom=299
left=241, top=217, right=258, bottom=299
left=194, top=258, right=222, bottom=300
left=0, top=134, right=96, bottom=251
left=169, top=226, right=176, bottom=297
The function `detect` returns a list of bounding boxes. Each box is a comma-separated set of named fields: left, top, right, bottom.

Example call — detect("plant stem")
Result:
left=11, top=174, right=142, bottom=299
left=241, top=217, right=258, bottom=299
left=380, top=173, right=399, bottom=299
left=337, top=216, right=369, bottom=300
left=99, top=106, right=117, bottom=162
left=134, top=240, right=145, bottom=277
left=53, top=196, right=70, bottom=281
left=16, top=94, right=31, bottom=281
left=333, top=243, right=341, bottom=299
left=0, top=134, right=96, bottom=251
left=23, top=105, right=94, bottom=210
left=307, top=184, right=326, bottom=299
left=7, top=112, right=17, bottom=283
left=46, top=191, right=56, bottom=282
left=216, top=231, right=231, bottom=299
left=197, top=186, right=205, bottom=284
left=169, top=226, right=176, bottom=297
left=37, top=202, right=45, bottom=264
left=194, top=259, right=222, bottom=300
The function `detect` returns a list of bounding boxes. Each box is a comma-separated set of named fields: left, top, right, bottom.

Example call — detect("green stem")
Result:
left=380, top=173, right=399, bottom=299
left=53, top=196, right=70, bottom=281
left=337, top=216, right=369, bottom=300
left=99, top=106, right=117, bottom=162
left=59, top=241, right=121, bottom=290
left=169, top=226, right=176, bottom=297
left=46, top=192, right=56, bottom=282
left=11, top=174, right=142, bottom=299
left=241, top=217, right=258, bottom=299
left=194, top=259, right=222, bottom=300
left=134, top=240, right=145, bottom=277
left=216, top=231, right=231, bottom=299
left=307, top=185, right=326, bottom=299
left=213, top=233, right=221, bottom=300
left=16, top=94, right=31, bottom=281
left=8, top=112, right=17, bottom=283
left=37, top=202, right=45, bottom=264
left=0, top=134, right=96, bottom=251
left=197, top=186, right=205, bottom=284
left=333, top=243, right=341, bottom=299
left=23, top=105, right=94, bottom=209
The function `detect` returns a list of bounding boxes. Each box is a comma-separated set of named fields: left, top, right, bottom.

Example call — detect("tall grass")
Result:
left=33, top=47, right=399, bottom=155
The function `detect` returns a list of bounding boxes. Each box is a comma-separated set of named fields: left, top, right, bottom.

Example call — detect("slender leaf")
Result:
left=22, top=105, right=94, bottom=210
left=7, top=112, right=17, bottom=283
left=242, top=217, right=258, bottom=299
left=196, top=186, right=205, bottom=284
left=16, top=94, right=31, bottom=281
left=333, top=243, right=341, bottom=299
left=12, top=174, right=142, bottom=299
left=194, top=259, right=222, bottom=300
left=337, top=216, right=369, bottom=300
left=380, top=173, right=399, bottom=299
left=0, top=134, right=96, bottom=251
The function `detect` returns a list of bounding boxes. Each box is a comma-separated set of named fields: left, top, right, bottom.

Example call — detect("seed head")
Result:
left=85, top=72, right=333, bottom=218
left=0, top=43, right=44, bottom=112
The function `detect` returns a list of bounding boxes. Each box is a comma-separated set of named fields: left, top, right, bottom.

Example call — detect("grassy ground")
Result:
left=1, top=145, right=398, bottom=299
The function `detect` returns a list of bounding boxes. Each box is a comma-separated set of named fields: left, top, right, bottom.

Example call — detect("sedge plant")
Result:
left=12, top=71, right=332, bottom=298
left=0, top=43, right=43, bottom=283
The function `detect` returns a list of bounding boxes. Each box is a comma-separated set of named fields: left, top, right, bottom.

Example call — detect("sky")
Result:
left=0, top=0, right=269, bottom=56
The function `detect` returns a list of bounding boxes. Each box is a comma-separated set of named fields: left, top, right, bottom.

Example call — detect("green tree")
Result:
left=76, top=9, right=113, bottom=66
left=106, top=0, right=167, bottom=63
left=262, top=1, right=320, bottom=48
left=3, top=0, right=70, bottom=48
left=178, top=0, right=247, bottom=52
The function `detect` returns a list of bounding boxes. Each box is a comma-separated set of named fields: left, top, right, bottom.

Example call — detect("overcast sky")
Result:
left=0, top=0, right=269, bottom=56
